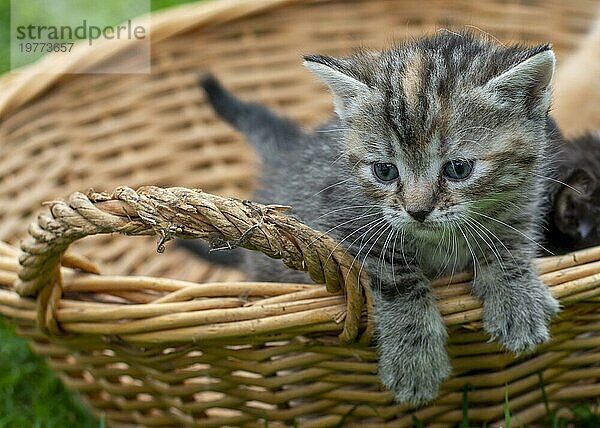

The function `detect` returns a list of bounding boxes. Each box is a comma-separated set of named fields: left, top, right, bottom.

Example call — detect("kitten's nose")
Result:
left=407, top=209, right=431, bottom=223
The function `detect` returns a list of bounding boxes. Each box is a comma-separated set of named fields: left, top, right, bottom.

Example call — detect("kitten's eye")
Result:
left=372, top=162, right=399, bottom=183
left=443, top=160, right=474, bottom=181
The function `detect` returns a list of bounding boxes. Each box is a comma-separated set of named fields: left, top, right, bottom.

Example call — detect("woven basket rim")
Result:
left=14, top=186, right=373, bottom=343
left=0, top=0, right=301, bottom=118
left=9, top=185, right=600, bottom=346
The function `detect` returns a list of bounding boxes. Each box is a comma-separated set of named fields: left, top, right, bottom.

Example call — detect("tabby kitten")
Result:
left=545, top=133, right=600, bottom=253
left=198, top=32, right=560, bottom=404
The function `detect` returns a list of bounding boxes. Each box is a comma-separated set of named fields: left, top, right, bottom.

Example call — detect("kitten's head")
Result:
left=554, top=168, right=600, bottom=248
left=304, top=33, right=554, bottom=235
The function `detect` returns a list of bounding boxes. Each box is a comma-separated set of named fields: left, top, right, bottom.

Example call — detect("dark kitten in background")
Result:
left=186, top=32, right=562, bottom=404
left=545, top=133, right=600, bottom=254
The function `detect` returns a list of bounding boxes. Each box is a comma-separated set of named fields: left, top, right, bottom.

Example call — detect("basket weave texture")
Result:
left=2, top=0, right=600, bottom=426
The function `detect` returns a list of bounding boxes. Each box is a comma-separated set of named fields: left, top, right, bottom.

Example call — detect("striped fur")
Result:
left=198, top=32, right=561, bottom=405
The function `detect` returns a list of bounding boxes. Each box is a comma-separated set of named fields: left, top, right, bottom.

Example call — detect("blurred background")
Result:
left=0, top=2, right=201, bottom=426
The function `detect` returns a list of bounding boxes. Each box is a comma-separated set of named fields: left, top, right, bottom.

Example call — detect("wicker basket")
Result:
left=2, top=0, right=600, bottom=426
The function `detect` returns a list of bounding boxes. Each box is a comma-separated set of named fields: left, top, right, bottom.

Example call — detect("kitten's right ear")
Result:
left=303, top=54, right=370, bottom=118
left=566, top=168, right=594, bottom=195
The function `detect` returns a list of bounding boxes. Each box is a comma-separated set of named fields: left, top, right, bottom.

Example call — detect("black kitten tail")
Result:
left=199, top=73, right=303, bottom=156
left=177, top=239, right=244, bottom=267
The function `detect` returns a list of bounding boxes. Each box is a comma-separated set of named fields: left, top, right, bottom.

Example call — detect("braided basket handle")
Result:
left=15, top=186, right=372, bottom=343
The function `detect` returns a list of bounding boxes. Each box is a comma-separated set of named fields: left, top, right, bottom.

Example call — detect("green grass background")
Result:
left=0, top=0, right=599, bottom=426
left=0, top=1, right=10, bottom=74
left=0, top=1, right=199, bottom=426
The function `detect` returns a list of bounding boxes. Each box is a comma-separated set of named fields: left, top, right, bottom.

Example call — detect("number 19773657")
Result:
left=19, top=42, right=74, bottom=53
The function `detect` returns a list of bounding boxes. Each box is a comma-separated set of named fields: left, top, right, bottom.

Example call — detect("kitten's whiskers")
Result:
left=330, top=151, right=346, bottom=166
left=378, top=226, right=396, bottom=290
left=313, top=128, right=349, bottom=133
left=466, top=214, right=522, bottom=276
left=448, top=225, right=459, bottom=284
left=310, top=211, right=381, bottom=247
left=468, top=197, right=522, bottom=212
left=356, top=222, right=392, bottom=289
left=437, top=225, right=453, bottom=277
left=314, top=204, right=381, bottom=221
left=462, top=216, right=491, bottom=266
left=462, top=220, right=488, bottom=271
left=457, top=223, right=479, bottom=275
left=390, top=228, right=401, bottom=293
left=399, top=228, right=410, bottom=268
left=310, top=179, right=352, bottom=199
left=530, top=172, right=582, bottom=195
left=464, top=24, right=506, bottom=46
left=324, top=216, right=385, bottom=261
left=469, top=209, right=553, bottom=255
left=345, top=220, right=389, bottom=285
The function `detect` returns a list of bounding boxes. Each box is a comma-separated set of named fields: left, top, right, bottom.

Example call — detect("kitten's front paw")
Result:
left=483, top=278, right=560, bottom=354
left=378, top=338, right=451, bottom=405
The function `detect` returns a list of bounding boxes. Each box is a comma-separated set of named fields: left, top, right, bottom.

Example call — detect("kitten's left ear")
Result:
left=567, top=168, right=594, bottom=195
left=484, top=47, right=555, bottom=113
left=303, top=54, right=371, bottom=118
